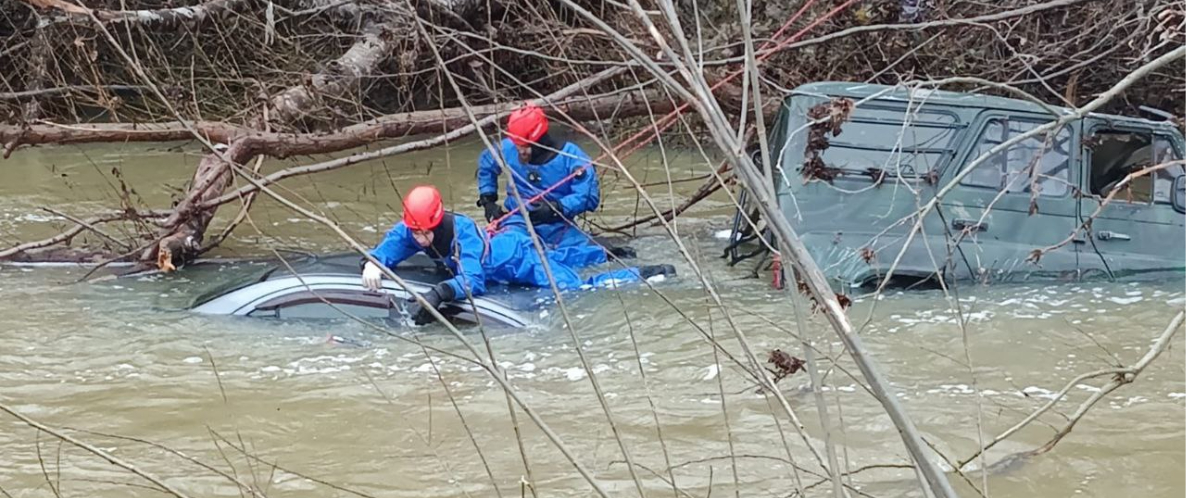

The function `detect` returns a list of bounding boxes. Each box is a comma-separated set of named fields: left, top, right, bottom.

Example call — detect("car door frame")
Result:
left=1076, top=117, right=1186, bottom=280
left=939, top=109, right=1082, bottom=283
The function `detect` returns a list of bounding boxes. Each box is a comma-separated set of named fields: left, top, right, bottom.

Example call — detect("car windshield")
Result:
left=187, top=263, right=277, bottom=308
left=775, top=94, right=962, bottom=183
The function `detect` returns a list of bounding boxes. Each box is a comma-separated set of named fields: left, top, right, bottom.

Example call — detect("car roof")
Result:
left=268, top=251, right=439, bottom=279
left=788, top=81, right=1179, bottom=131
left=186, top=251, right=551, bottom=314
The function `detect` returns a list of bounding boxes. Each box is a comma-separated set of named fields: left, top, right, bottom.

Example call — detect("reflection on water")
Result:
left=0, top=141, right=1183, bottom=498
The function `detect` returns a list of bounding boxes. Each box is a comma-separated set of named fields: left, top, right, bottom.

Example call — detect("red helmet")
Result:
left=506, top=104, right=548, bottom=146
left=402, top=185, right=445, bottom=231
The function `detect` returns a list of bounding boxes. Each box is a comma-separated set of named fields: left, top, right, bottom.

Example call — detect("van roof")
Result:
left=788, top=81, right=1177, bottom=130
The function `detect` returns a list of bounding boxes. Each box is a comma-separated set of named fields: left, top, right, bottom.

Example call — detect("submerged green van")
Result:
left=726, top=82, right=1186, bottom=289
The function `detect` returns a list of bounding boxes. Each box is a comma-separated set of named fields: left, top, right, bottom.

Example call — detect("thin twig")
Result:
left=0, top=402, right=192, bottom=498
left=63, top=426, right=266, bottom=498
left=36, top=431, right=62, bottom=498
left=962, top=310, right=1184, bottom=468
left=207, top=430, right=380, bottom=498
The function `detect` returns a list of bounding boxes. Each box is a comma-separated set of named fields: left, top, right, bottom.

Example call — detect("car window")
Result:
left=779, top=96, right=961, bottom=182
left=961, top=118, right=1072, bottom=197
left=252, top=290, right=396, bottom=320
left=1084, top=130, right=1181, bottom=203
left=277, top=302, right=392, bottom=320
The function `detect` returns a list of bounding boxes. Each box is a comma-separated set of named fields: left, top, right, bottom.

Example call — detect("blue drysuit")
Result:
left=369, top=214, right=488, bottom=299
left=485, top=230, right=645, bottom=291
left=477, top=137, right=608, bottom=268
left=369, top=212, right=644, bottom=299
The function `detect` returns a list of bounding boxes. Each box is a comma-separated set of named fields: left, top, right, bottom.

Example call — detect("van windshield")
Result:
left=776, top=95, right=962, bottom=183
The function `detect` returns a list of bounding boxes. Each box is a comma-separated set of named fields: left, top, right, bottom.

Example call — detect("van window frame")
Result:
left=829, top=102, right=963, bottom=182
left=954, top=112, right=1077, bottom=200
left=1081, top=120, right=1186, bottom=206
left=774, top=94, right=965, bottom=188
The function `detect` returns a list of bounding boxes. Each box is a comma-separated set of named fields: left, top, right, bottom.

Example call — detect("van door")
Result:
left=940, top=113, right=1080, bottom=283
left=1077, top=119, right=1186, bottom=280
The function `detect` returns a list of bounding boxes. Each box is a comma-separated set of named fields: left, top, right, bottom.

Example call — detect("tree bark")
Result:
left=142, top=142, right=251, bottom=269
left=96, top=0, right=253, bottom=25
left=19, top=0, right=255, bottom=26
left=261, top=20, right=396, bottom=129
left=1, top=121, right=247, bottom=157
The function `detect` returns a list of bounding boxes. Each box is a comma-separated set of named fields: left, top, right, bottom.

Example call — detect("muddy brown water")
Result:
left=0, top=139, right=1182, bottom=498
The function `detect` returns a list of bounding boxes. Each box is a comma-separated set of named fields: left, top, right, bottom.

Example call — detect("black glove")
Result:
left=528, top=202, right=563, bottom=225
left=608, top=245, right=637, bottom=259
left=407, top=282, right=456, bottom=325
left=477, top=193, right=505, bottom=222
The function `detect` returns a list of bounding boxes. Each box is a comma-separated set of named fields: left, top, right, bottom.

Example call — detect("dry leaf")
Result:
left=157, top=246, right=176, bottom=273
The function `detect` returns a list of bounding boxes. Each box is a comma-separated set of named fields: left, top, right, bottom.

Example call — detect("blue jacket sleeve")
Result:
left=442, top=217, right=488, bottom=299
left=477, top=138, right=513, bottom=197
left=557, top=143, right=599, bottom=218
left=369, top=223, right=420, bottom=269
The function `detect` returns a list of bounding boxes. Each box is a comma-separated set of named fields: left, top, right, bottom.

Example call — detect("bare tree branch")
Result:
left=0, top=402, right=192, bottom=498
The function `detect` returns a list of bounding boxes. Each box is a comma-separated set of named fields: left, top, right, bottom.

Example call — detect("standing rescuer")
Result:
left=363, top=185, right=675, bottom=325
left=476, top=103, right=635, bottom=269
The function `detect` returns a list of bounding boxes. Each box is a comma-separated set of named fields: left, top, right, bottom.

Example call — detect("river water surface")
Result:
left=0, top=140, right=1183, bottom=498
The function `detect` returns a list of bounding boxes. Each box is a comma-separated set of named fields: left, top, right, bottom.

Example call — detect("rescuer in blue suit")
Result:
left=363, top=186, right=674, bottom=325
left=476, top=104, right=636, bottom=269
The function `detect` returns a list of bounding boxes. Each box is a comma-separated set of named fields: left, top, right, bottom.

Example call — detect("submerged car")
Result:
left=727, top=81, right=1185, bottom=289
left=188, top=252, right=545, bottom=328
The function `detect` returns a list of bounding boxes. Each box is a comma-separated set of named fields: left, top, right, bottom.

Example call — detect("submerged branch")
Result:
left=959, top=310, right=1185, bottom=469
left=0, top=210, right=166, bottom=261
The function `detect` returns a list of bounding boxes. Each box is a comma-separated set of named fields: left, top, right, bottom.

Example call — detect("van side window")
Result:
left=779, top=97, right=960, bottom=183
left=960, top=119, right=1072, bottom=197
left=1086, top=131, right=1183, bottom=203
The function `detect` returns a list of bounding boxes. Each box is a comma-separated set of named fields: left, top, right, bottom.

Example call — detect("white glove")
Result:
left=362, top=262, right=384, bottom=291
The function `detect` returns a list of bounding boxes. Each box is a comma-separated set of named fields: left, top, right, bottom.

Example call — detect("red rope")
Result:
left=771, top=253, right=784, bottom=290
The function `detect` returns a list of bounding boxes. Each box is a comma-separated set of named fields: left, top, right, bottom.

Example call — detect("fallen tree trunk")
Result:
left=260, top=20, right=398, bottom=129
left=142, top=142, right=251, bottom=270
left=0, top=85, right=150, bottom=102
left=95, top=0, right=254, bottom=25
left=1, top=121, right=247, bottom=157
left=1, top=87, right=692, bottom=156
left=20, top=0, right=256, bottom=26
left=143, top=11, right=402, bottom=271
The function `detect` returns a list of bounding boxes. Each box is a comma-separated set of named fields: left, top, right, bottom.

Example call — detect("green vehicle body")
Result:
left=735, top=81, right=1186, bottom=290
